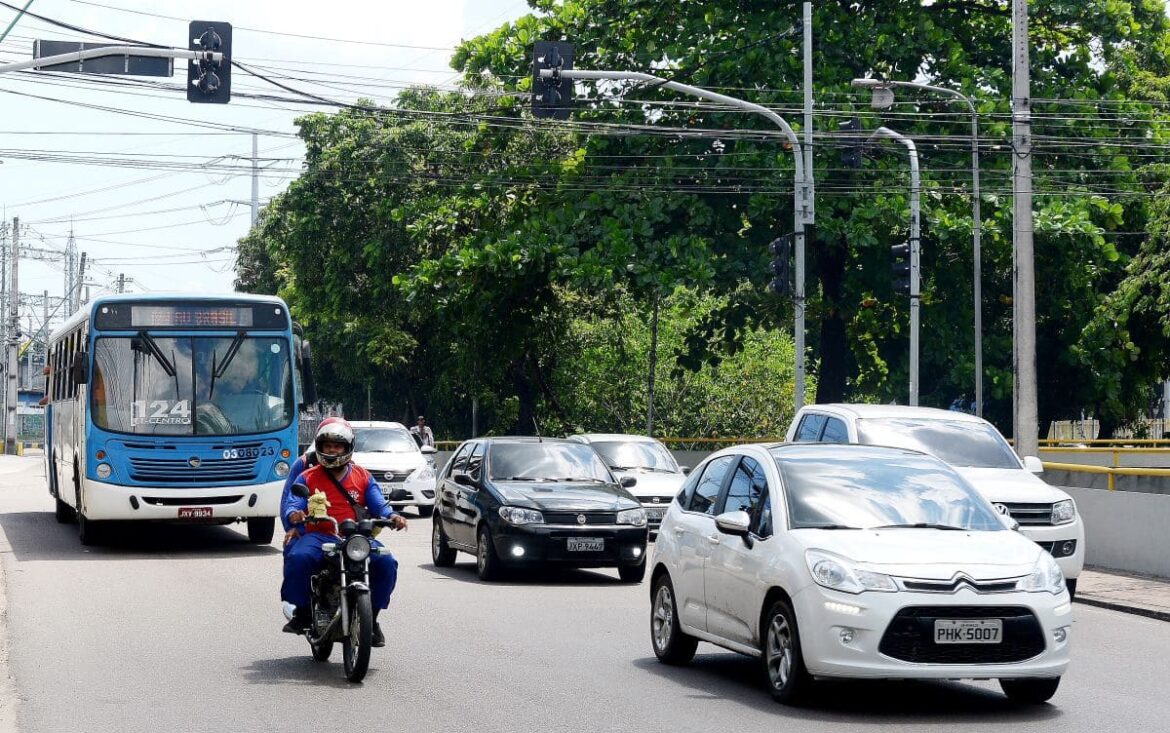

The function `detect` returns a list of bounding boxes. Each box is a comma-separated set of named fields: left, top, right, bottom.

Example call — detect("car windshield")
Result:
left=354, top=428, right=417, bottom=453
left=489, top=442, right=613, bottom=482
left=855, top=417, right=1021, bottom=469
left=589, top=440, right=678, bottom=472
left=768, top=446, right=1006, bottom=531
left=91, top=335, right=293, bottom=436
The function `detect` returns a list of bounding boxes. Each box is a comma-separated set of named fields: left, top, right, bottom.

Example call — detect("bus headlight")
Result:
left=274, top=461, right=290, bottom=478
left=96, top=463, right=112, bottom=479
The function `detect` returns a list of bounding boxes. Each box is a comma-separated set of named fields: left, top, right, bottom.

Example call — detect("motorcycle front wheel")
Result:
left=342, top=593, right=373, bottom=682
left=309, top=636, right=333, bottom=662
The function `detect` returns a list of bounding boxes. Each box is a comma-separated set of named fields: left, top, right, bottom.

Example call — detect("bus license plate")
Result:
left=934, top=619, right=1003, bottom=644
left=178, top=507, right=214, bottom=519
left=567, top=538, right=604, bottom=552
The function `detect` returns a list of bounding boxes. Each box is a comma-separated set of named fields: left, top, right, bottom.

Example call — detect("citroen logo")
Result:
left=577, top=514, right=587, bottom=525
left=992, top=503, right=1010, bottom=516
left=188, top=457, right=202, bottom=468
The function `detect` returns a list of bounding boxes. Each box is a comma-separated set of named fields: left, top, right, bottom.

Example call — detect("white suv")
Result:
left=350, top=421, right=438, bottom=516
left=651, top=443, right=1071, bottom=705
left=785, top=404, right=1084, bottom=596
left=568, top=434, right=688, bottom=531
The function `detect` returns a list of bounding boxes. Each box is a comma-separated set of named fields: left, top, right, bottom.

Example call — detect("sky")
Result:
left=0, top=0, right=533, bottom=335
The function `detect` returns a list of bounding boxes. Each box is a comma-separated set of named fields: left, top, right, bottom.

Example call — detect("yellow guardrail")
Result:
left=1043, top=461, right=1170, bottom=491
left=1041, top=438, right=1170, bottom=446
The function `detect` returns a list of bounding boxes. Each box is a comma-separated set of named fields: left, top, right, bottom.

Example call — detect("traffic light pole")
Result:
left=0, top=45, right=223, bottom=76
left=869, top=127, right=920, bottom=406
left=537, top=67, right=815, bottom=410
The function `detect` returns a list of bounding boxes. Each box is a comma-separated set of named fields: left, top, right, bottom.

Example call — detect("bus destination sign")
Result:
left=94, top=301, right=287, bottom=330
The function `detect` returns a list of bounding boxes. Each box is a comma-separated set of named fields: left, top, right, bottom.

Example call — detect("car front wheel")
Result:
left=761, top=598, right=812, bottom=704
left=1000, top=677, right=1060, bottom=704
left=476, top=526, right=502, bottom=581
left=650, top=574, right=697, bottom=665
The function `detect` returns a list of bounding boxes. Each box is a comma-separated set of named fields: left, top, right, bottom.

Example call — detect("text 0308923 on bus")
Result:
left=43, top=294, right=317, bottom=546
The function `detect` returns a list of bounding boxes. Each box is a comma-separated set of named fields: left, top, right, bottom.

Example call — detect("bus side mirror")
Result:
left=299, top=340, right=317, bottom=408
left=71, top=352, right=88, bottom=385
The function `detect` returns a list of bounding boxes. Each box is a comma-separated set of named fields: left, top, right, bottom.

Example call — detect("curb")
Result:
left=1074, top=595, right=1170, bottom=623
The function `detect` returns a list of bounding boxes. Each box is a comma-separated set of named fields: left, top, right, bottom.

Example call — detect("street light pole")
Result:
left=853, top=77, right=982, bottom=415
left=538, top=67, right=815, bottom=411
left=869, top=127, right=920, bottom=406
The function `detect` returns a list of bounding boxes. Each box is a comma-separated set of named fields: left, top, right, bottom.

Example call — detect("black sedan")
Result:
left=431, top=437, right=649, bottom=582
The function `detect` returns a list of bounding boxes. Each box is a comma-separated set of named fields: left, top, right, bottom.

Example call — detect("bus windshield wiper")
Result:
left=134, top=331, right=176, bottom=377
left=209, top=331, right=246, bottom=398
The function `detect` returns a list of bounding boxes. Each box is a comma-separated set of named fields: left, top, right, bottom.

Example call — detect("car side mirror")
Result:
left=1022, top=456, right=1044, bottom=474
left=715, top=510, right=752, bottom=537
left=421, top=445, right=437, bottom=455
left=620, top=476, right=637, bottom=489
left=291, top=484, right=310, bottom=499
left=679, top=466, right=691, bottom=475
left=453, top=473, right=475, bottom=487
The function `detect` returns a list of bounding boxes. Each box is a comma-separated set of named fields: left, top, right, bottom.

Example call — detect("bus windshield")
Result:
left=91, top=335, right=293, bottom=436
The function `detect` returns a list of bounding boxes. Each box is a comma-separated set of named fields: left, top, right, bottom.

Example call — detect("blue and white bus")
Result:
left=44, top=294, right=316, bottom=545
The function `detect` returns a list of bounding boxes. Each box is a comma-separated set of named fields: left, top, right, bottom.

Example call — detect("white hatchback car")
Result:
left=568, top=434, right=688, bottom=530
left=350, top=421, right=438, bottom=516
left=786, top=404, right=1084, bottom=596
left=651, top=443, right=1071, bottom=705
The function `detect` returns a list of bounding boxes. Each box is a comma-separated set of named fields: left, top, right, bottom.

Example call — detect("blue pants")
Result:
left=281, top=532, right=399, bottom=611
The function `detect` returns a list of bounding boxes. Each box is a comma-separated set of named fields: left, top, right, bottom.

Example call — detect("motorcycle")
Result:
left=288, top=483, right=396, bottom=682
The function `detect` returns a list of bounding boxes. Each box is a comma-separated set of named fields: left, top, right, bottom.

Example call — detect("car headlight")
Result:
left=274, top=461, right=290, bottom=478
left=498, top=506, right=544, bottom=525
left=617, top=508, right=648, bottom=527
left=1051, top=499, right=1075, bottom=525
left=344, top=535, right=372, bottom=563
left=95, top=463, right=112, bottom=479
left=1017, top=552, right=1065, bottom=594
left=805, top=550, right=897, bottom=594
left=413, top=464, right=436, bottom=482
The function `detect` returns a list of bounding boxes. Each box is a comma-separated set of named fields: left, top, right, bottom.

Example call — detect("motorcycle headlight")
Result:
left=805, top=550, right=897, bottom=594
left=498, top=506, right=544, bottom=525
left=617, top=508, right=647, bottom=527
left=344, top=535, right=372, bottom=563
left=1051, top=499, right=1075, bottom=525
left=1017, top=552, right=1065, bottom=594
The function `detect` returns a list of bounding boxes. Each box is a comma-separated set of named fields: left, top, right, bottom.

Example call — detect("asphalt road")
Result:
left=0, top=455, right=1168, bottom=732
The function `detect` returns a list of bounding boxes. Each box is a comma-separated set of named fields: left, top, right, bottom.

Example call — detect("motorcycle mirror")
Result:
left=291, top=484, right=310, bottom=499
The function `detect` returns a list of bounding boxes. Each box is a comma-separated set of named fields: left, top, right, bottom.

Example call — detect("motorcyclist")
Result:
left=279, top=416, right=344, bottom=538
left=280, top=419, right=407, bottom=647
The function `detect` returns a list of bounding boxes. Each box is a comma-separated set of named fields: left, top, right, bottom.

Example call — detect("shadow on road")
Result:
left=0, top=511, right=281, bottom=561
left=420, top=560, right=630, bottom=588
left=631, top=655, right=1064, bottom=722
left=240, top=655, right=384, bottom=689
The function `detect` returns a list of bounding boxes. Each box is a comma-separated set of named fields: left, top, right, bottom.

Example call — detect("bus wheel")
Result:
left=54, top=498, right=76, bottom=524
left=78, top=512, right=103, bottom=546
left=247, top=517, right=276, bottom=544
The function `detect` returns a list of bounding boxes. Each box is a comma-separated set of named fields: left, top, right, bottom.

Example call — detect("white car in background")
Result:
left=568, top=433, right=688, bottom=531
left=786, top=404, right=1085, bottom=596
left=350, top=421, right=438, bottom=516
left=651, top=443, right=1071, bottom=705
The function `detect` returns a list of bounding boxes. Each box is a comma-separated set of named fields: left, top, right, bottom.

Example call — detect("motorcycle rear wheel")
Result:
left=342, top=594, right=373, bottom=682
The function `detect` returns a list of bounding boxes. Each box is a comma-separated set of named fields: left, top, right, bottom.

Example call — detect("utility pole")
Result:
left=799, top=0, right=813, bottom=409
left=40, top=290, right=48, bottom=393
left=1012, top=0, right=1039, bottom=456
left=251, top=132, right=260, bottom=226
left=117, top=273, right=125, bottom=293
left=6, top=217, right=19, bottom=454
left=65, top=228, right=76, bottom=314
left=646, top=294, right=659, bottom=435
left=76, top=252, right=87, bottom=312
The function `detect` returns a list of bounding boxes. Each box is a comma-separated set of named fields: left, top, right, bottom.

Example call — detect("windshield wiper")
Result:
left=132, top=331, right=176, bottom=377
left=499, top=476, right=538, bottom=481
left=870, top=523, right=968, bottom=531
left=209, top=331, right=246, bottom=398
left=552, top=477, right=607, bottom=483
left=796, top=524, right=861, bottom=530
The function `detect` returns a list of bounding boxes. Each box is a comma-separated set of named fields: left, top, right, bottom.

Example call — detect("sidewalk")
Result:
left=1075, top=567, right=1170, bottom=621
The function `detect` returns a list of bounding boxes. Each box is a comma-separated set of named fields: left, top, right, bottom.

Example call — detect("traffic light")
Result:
left=839, top=116, right=863, bottom=168
left=768, top=235, right=792, bottom=296
left=187, top=21, right=232, bottom=104
left=891, top=242, right=911, bottom=295
left=532, top=41, right=574, bottom=119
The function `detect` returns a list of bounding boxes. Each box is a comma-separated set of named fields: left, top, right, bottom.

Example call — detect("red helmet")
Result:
left=314, top=419, right=355, bottom=469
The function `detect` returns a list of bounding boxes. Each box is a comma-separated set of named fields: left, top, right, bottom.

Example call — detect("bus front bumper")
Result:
left=81, top=478, right=284, bottom=521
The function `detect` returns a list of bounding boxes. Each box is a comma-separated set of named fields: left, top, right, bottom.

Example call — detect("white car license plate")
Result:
left=934, top=619, right=1003, bottom=644
left=644, top=507, right=665, bottom=521
left=566, top=538, right=604, bottom=552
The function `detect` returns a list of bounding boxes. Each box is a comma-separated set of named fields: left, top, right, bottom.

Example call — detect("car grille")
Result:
left=542, top=511, right=618, bottom=525
left=879, top=606, right=1046, bottom=664
left=128, top=448, right=260, bottom=484
left=379, top=470, right=414, bottom=483
left=999, top=502, right=1055, bottom=526
left=639, top=496, right=674, bottom=506
left=900, top=577, right=1020, bottom=594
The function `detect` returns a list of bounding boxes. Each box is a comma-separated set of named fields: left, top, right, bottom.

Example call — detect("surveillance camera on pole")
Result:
left=187, top=21, right=232, bottom=104
left=531, top=41, right=574, bottom=119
